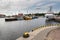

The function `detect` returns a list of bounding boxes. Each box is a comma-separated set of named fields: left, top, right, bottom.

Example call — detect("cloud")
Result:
left=0, top=0, right=59, bottom=14
left=50, top=0, right=60, bottom=2
left=40, top=3, right=56, bottom=9
left=0, top=0, right=43, bottom=10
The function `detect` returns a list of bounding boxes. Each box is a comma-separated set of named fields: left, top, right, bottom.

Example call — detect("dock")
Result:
left=16, top=25, right=60, bottom=40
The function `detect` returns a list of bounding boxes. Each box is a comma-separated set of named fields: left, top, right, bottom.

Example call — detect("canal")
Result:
left=0, top=17, right=60, bottom=40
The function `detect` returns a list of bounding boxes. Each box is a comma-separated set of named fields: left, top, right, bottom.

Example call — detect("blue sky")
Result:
left=0, top=0, right=60, bottom=15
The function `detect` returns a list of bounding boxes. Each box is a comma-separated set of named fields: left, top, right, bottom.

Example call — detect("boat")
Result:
left=23, top=16, right=32, bottom=20
left=17, top=17, right=24, bottom=20
left=17, top=13, right=24, bottom=20
left=45, top=14, right=55, bottom=21
left=5, top=17, right=17, bottom=21
left=45, top=6, right=55, bottom=21
left=32, top=16, right=38, bottom=19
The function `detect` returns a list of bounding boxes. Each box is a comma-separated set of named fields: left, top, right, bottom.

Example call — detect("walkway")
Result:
left=16, top=25, right=58, bottom=40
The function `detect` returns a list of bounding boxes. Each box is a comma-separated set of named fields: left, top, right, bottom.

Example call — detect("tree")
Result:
left=58, top=12, right=60, bottom=15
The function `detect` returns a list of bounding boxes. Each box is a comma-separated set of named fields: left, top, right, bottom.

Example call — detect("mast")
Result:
left=49, top=6, right=52, bottom=13
left=47, top=6, right=53, bottom=14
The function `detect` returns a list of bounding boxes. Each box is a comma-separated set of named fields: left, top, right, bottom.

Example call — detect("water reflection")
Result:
left=45, top=20, right=60, bottom=25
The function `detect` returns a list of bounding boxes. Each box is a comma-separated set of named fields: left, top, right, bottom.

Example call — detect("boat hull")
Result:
left=5, top=18, right=17, bottom=21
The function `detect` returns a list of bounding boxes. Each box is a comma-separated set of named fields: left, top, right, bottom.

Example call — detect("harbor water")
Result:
left=0, top=17, right=60, bottom=40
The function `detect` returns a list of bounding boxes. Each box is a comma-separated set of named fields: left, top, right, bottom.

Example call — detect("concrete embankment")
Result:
left=16, top=25, right=59, bottom=40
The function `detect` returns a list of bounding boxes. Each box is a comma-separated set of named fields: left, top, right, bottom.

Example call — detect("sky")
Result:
left=0, top=0, right=60, bottom=15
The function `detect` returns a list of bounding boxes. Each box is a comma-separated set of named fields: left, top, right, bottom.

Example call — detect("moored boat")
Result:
left=23, top=16, right=32, bottom=20
left=45, top=14, right=55, bottom=21
left=5, top=17, right=17, bottom=21
left=32, top=16, right=38, bottom=19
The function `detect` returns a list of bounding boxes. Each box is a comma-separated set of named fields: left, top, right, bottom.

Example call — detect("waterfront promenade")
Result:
left=16, top=25, right=59, bottom=40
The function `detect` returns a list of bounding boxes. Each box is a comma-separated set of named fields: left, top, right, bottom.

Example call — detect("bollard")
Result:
left=23, top=32, right=29, bottom=38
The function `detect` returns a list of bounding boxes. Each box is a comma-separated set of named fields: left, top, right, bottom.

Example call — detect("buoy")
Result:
left=23, top=32, right=29, bottom=38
